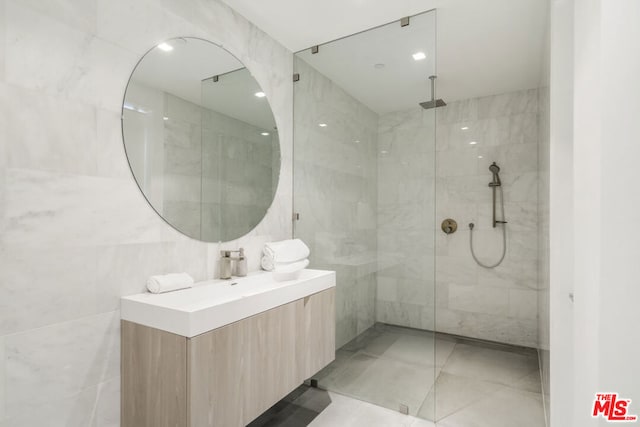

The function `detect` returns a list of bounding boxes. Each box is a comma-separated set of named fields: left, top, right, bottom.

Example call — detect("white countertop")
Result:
left=120, top=269, right=336, bottom=338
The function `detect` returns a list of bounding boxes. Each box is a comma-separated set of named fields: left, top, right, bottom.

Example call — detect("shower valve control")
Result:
left=441, top=218, right=458, bottom=235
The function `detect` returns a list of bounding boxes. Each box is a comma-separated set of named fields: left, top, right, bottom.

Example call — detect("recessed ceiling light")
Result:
left=254, top=91, right=266, bottom=98
left=318, top=123, right=327, bottom=127
left=469, top=141, right=478, bottom=145
left=478, top=155, right=483, bottom=159
left=412, top=52, right=427, bottom=61
left=157, top=42, right=173, bottom=52
left=461, top=126, right=469, bottom=130
left=355, top=140, right=360, bottom=144
left=380, top=150, right=388, bottom=154
left=261, top=132, right=270, bottom=136
left=163, top=116, right=169, bottom=121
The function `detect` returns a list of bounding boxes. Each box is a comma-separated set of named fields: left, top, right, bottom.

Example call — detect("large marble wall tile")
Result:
left=1, top=169, right=166, bottom=247
left=96, top=0, right=199, bottom=56
left=376, top=276, right=398, bottom=303
left=435, top=255, right=477, bottom=286
left=509, top=289, right=538, bottom=320
left=94, top=242, right=176, bottom=312
left=476, top=201, right=538, bottom=233
left=14, top=0, right=97, bottom=34
left=0, top=244, right=98, bottom=336
left=509, top=112, right=539, bottom=145
left=0, top=377, right=119, bottom=427
left=4, top=311, right=120, bottom=419
left=477, top=89, right=538, bottom=119
left=5, top=1, right=139, bottom=112
left=476, top=257, right=537, bottom=290
left=356, top=274, right=377, bottom=335
left=501, top=172, right=538, bottom=202
left=436, top=308, right=537, bottom=347
left=92, top=377, right=120, bottom=427
left=436, top=98, right=478, bottom=125
left=376, top=300, right=424, bottom=330
left=448, top=284, right=509, bottom=316
left=96, top=109, right=132, bottom=179
left=3, top=84, right=98, bottom=175
left=436, top=148, right=480, bottom=177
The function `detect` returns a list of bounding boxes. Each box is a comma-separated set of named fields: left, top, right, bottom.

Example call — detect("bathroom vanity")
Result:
left=120, top=269, right=336, bottom=427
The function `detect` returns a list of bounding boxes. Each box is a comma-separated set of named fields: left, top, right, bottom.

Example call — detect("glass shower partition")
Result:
left=293, top=10, right=438, bottom=421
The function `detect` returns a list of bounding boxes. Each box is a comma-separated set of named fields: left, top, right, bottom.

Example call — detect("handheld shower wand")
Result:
left=469, top=162, right=508, bottom=268
left=488, top=162, right=506, bottom=228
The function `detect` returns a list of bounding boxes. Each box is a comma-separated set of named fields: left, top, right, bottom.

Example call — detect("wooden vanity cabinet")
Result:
left=122, top=287, right=335, bottom=427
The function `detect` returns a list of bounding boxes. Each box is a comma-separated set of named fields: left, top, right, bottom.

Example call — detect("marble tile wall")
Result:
left=434, top=89, right=539, bottom=348
left=0, top=0, right=293, bottom=425
left=375, top=108, right=437, bottom=330
left=375, top=90, right=540, bottom=349
left=293, top=58, right=379, bottom=349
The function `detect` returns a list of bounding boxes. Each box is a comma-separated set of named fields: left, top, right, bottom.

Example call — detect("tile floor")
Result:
left=250, top=386, right=434, bottom=427
left=312, top=323, right=546, bottom=427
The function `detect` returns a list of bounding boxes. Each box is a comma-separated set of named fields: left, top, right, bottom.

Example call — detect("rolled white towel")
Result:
left=261, top=255, right=275, bottom=272
left=146, top=272, right=194, bottom=294
left=273, top=259, right=309, bottom=282
left=263, top=239, right=310, bottom=265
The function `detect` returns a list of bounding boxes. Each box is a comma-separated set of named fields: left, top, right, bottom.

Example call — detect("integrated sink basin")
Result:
left=120, top=269, right=336, bottom=337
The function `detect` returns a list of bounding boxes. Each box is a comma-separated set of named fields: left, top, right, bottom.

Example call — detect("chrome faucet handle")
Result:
left=221, top=248, right=243, bottom=259
left=219, top=248, right=246, bottom=280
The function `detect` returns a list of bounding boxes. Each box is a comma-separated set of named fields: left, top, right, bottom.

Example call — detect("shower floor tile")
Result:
left=318, top=352, right=435, bottom=416
left=435, top=387, right=545, bottom=427
left=313, top=323, right=545, bottom=426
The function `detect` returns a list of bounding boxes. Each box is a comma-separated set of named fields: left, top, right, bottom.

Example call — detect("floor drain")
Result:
left=399, top=404, right=409, bottom=415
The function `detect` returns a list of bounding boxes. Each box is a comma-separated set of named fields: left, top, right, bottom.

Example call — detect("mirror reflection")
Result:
left=122, top=37, right=280, bottom=242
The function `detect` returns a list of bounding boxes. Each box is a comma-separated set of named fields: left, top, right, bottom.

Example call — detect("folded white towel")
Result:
left=146, top=272, right=194, bottom=294
left=263, top=239, right=310, bottom=266
left=273, top=259, right=309, bottom=282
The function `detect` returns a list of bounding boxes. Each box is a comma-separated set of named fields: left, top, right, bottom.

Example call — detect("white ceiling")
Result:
left=132, top=37, right=276, bottom=130
left=221, top=0, right=549, bottom=105
left=296, top=11, right=436, bottom=114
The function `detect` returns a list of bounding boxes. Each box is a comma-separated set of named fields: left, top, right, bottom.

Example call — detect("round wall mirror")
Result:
left=122, top=37, right=280, bottom=242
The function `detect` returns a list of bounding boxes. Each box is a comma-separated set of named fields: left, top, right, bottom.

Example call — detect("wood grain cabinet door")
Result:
left=300, top=288, right=336, bottom=379
left=121, top=320, right=188, bottom=427
left=188, top=320, right=245, bottom=427
left=242, top=300, right=303, bottom=424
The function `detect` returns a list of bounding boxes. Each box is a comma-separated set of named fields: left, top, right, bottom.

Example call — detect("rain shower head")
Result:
left=489, top=162, right=500, bottom=174
left=420, top=75, right=446, bottom=110
left=420, top=99, right=447, bottom=109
